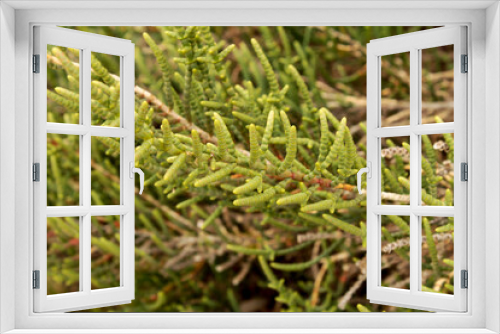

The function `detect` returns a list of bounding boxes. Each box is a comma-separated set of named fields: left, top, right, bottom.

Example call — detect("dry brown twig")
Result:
left=297, top=232, right=341, bottom=244
left=232, top=257, right=255, bottom=286
left=311, top=259, right=329, bottom=307
left=216, top=254, right=245, bottom=273
left=338, top=273, right=367, bottom=310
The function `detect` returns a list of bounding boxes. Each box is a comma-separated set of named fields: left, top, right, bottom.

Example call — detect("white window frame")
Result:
left=1, top=1, right=499, bottom=333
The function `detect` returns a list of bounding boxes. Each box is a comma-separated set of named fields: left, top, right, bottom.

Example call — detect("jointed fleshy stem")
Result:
left=270, top=239, right=341, bottom=272
left=143, top=32, right=175, bottom=109
left=278, top=126, right=297, bottom=173
left=251, top=38, right=280, bottom=95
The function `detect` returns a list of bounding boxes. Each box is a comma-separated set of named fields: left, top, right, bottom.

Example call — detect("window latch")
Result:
left=129, top=162, right=144, bottom=195
left=357, top=162, right=372, bottom=194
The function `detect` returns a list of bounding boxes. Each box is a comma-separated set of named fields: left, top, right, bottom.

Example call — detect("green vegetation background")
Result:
left=46, top=26, right=455, bottom=312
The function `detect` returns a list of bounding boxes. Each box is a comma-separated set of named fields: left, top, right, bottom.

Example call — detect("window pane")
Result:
left=91, top=215, right=121, bottom=289
left=421, top=133, right=454, bottom=206
left=47, top=217, right=80, bottom=295
left=421, top=45, right=454, bottom=124
left=421, top=216, right=454, bottom=295
left=91, top=52, right=121, bottom=127
left=47, top=45, right=80, bottom=124
left=91, top=136, right=121, bottom=205
left=381, top=52, right=410, bottom=127
left=381, top=215, right=410, bottom=290
left=47, top=134, right=80, bottom=206
left=381, top=136, right=410, bottom=205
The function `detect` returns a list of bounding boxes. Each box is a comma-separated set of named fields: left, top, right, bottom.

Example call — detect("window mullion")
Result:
left=78, top=48, right=85, bottom=293
left=409, top=48, right=420, bottom=294
left=82, top=48, right=92, bottom=294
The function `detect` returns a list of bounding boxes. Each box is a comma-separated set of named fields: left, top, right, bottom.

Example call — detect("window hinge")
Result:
left=33, top=270, right=40, bottom=289
left=461, top=270, right=468, bottom=289
left=461, top=54, right=468, bottom=73
left=461, top=162, right=468, bottom=181
left=33, top=163, right=40, bottom=182
left=33, top=54, right=40, bottom=73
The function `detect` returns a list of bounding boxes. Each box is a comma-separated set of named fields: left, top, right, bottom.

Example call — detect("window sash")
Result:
left=33, top=25, right=136, bottom=313
left=366, top=26, right=467, bottom=312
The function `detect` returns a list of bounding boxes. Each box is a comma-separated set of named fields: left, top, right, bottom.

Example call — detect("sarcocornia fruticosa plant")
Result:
left=46, top=26, right=455, bottom=312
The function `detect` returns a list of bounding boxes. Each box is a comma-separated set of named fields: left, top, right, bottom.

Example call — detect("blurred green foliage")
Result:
left=45, top=26, right=455, bottom=312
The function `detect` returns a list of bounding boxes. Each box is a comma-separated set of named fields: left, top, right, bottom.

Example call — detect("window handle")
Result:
left=129, top=162, right=144, bottom=195
left=357, top=162, right=371, bottom=194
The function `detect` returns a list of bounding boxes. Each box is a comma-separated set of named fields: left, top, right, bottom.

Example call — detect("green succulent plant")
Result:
left=46, top=26, right=456, bottom=312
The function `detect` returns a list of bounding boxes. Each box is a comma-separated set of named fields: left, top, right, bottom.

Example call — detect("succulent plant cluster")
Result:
left=46, top=26, right=455, bottom=312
